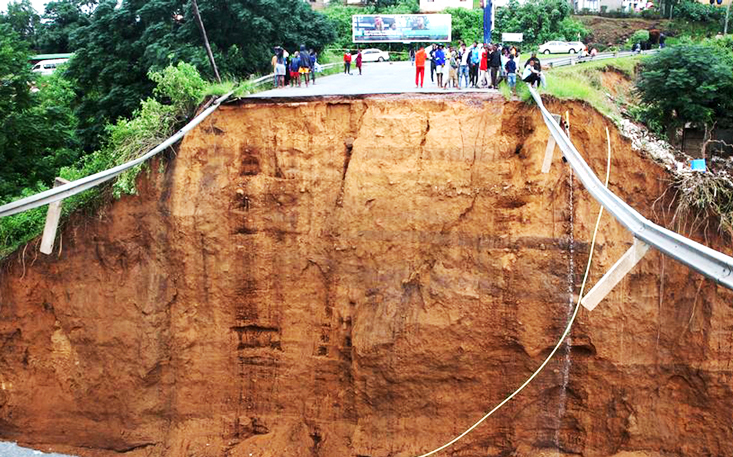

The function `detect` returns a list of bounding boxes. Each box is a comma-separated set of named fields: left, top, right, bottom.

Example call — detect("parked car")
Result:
left=537, top=41, right=587, bottom=54
left=31, top=58, right=69, bottom=76
left=360, top=49, right=390, bottom=62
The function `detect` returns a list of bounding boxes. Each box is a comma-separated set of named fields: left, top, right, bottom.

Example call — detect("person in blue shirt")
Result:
left=505, top=54, right=517, bottom=96
left=434, top=45, right=446, bottom=89
left=289, top=52, right=300, bottom=87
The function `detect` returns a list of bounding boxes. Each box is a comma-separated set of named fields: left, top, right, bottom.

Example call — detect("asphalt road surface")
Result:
left=252, top=60, right=501, bottom=97
left=0, top=442, right=76, bottom=457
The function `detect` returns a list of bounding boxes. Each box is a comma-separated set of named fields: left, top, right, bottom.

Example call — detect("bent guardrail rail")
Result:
left=0, top=62, right=342, bottom=220
left=528, top=86, right=733, bottom=290
left=0, top=91, right=233, bottom=218
left=546, top=49, right=658, bottom=69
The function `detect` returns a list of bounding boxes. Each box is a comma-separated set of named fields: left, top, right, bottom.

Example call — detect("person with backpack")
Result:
left=298, top=45, right=312, bottom=87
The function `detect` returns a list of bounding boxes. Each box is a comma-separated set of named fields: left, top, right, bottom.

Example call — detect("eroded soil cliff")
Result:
left=1, top=95, right=732, bottom=457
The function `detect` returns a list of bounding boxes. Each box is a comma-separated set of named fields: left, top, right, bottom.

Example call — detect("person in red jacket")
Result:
left=355, top=50, right=363, bottom=75
left=415, top=46, right=427, bottom=88
left=344, top=51, right=352, bottom=75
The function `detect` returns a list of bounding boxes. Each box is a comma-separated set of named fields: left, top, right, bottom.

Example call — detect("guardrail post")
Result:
left=541, top=114, right=562, bottom=173
left=581, top=238, right=650, bottom=311
left=40, top=177, right=69, bottom=255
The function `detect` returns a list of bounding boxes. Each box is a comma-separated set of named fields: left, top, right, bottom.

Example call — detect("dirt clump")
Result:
left=0, top=96, right=731, bottom=457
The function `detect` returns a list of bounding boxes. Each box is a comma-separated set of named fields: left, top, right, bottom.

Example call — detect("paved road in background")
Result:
left=0, top=442, right=76, bottom=457
left=252, top=60, right=500, bottom=97
left=251, top=54, right=570, bottom=98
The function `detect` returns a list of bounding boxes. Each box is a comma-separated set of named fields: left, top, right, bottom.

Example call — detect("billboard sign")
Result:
left=502, top=33, right=524, bottom=42
left=352, top=14, right=451, bottom=43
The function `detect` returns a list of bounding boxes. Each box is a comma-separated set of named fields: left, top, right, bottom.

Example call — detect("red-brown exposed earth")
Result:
left=1, top=95, right=731, bottom=457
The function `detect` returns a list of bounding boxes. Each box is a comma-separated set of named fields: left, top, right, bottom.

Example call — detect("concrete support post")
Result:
left=581, top=238, right=650, bottom=311
left=40, top=177, right=70, bottom=255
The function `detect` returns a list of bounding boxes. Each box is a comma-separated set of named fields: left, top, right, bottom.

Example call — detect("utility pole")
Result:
left=191, top=0, right=221, bottom=83
left=481, top=0, right=493, bottom=43
left=725, top=0, right=731, bottom=35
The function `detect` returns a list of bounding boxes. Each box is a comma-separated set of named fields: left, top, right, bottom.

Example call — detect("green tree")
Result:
left=66, top=0, right=335, bottom=151
left=0, top=0, right=41, bottom=46
left=445, top=7, right=483, bottom=44
left=636, top=44, right=733, bottom=141
left=36, top=0, right=98, bottom=53
left=494, top=0, right=588, bottom=47
left=0, top=24, right=80, bottom=198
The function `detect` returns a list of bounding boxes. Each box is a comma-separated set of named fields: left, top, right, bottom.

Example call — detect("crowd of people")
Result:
left=270, top=41, right=551, bottom=94
left=411, top=42, right=546, bottom=94
left=271, top=45, right=320, bottom=88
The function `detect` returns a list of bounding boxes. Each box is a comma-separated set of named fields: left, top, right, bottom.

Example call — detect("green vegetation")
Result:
left=0, top=62, right=217, bottom=258
left=507, top=57, right=641, bottom=118
left=0, top=23, right=80, bottom=198
left=495, top=0, right=589, bottom=46
left=636, top=43, right=733, bottom=139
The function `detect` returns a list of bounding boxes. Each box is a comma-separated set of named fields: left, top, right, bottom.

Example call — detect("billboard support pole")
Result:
left=483, top=0, right=493, bottom=43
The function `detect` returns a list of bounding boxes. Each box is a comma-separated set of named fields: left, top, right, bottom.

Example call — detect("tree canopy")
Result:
left=0, top=24, right=80, bottom=197
left=62, top=0, right=334, bottom=149
left=636, top=44, right=733, bottom=132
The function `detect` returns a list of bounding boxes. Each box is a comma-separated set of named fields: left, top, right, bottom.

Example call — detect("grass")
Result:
left=528, top=56, right=644, bottom=118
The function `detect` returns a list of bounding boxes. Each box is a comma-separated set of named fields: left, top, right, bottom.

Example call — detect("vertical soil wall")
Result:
left=1, top=96, right=732, bottom=457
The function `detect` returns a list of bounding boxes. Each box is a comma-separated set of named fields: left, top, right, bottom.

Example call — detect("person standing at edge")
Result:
left=344, top=50, right=352, bottom=75
left=469, top=41, right=480, bottom=88
left=415, top=46, right=427, bottom=88
left=458, top=43, right=469, bottom=89
left=434, top=44, right=446, bottom=88
left=298, top=45, right=312, bottom=87
left=447, top=45, right=459, bottom=90
left=310, top=48, right=318, bottom=85
left=289, top=51, right=300, bottom=87
left=479, top=44, right=489, bottom=88
left=505, top=53, right=517, bottom=96
left=275, top=48, right=286, bottom=88
left=489, top=44, right=502, bottom=89
left=355, top=49, right=363, bottom=75
left=409, top=47, right=416, bottom=66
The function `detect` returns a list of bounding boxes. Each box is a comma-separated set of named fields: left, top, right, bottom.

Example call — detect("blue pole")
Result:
left=483, top=0, right=493, bottom=43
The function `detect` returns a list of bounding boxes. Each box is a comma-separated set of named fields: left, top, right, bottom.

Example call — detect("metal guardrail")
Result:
left=546, top=49, right=659, bottom=69
left=528, top=86, right=733, bottom=290
left=0, top=62, right=343, bottom=219
left=0, top=91, right=233, bottom=218
left=249, top=62, right=341, bottom=87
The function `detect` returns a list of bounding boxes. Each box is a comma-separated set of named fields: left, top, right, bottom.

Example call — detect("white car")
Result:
left=537, top=41, right=587, bottom=54
left=359, top=49, right=390, bottom=62
left=31, top=58, right=69, bottom=76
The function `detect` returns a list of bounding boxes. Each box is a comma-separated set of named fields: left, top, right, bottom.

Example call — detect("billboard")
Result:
left=352, top=14, right=451, bottom=43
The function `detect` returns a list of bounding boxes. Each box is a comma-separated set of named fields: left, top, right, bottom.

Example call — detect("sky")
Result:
left=0, top=0, right=49, bottom=14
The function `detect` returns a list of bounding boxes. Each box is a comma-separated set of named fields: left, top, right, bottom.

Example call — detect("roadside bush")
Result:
left=636, top=43, right=733, bottom=139
left=674, top=0, right=724, bottom=23
left=0, top=62, right=214, bottom=259
left=494, top=0, right=589, bottom=47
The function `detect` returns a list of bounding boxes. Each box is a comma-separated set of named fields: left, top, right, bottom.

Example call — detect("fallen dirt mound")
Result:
left=0, top=96, right=731, bottom=457
left=577, top=16, right=672, bottom=47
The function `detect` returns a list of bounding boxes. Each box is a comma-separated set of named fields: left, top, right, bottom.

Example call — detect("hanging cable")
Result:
left=412, top=125, right=613, bottom=457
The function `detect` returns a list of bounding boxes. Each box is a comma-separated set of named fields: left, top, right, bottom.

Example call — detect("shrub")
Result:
left=636, top=44, right=733, bottom=137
